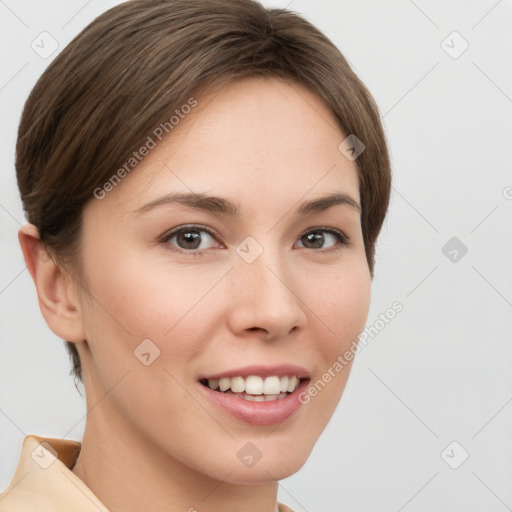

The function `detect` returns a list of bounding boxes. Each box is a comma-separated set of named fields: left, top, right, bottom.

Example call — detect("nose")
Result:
left=226, top=245, right=308, bottom=340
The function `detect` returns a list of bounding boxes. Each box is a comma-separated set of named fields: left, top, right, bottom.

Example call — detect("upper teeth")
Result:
left=207, top=375, right=300, bottom=395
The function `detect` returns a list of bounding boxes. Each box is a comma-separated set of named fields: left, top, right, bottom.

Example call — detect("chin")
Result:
left=221, top=457, right=307, bottom=485
left=206, top=439, right=313, bottom=485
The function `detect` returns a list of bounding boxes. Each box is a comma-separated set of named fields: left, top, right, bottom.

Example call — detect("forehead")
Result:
left=93, top=77, right=360, bottom=218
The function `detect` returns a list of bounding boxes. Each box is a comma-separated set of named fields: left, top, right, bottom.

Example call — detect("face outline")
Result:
left=70, top=76, right=371, bottom=486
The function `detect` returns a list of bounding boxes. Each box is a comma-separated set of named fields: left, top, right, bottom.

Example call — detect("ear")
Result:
left=18, top=223, right=86, bottom=343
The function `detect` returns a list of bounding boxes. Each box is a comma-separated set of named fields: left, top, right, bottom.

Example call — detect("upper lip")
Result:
left=200, top=364, right=311, bottom=381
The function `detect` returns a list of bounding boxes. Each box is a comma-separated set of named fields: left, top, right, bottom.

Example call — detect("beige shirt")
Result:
left=0, top=435, right=296, bottom=512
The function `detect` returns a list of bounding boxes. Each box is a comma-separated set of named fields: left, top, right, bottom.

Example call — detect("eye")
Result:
left=160, top=225, right=350, bottom=256
left=161, top=225, right=219, bottom=256
left=296, top=228, right=349, bottom=252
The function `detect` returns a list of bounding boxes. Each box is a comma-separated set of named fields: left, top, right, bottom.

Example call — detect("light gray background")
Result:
left=1, top=1, right=511, bottom=511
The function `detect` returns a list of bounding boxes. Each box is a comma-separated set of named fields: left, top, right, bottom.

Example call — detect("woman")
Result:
left=0, top=0, right=391, bottom=510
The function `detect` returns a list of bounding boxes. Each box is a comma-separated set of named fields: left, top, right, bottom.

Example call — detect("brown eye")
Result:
left=175, top=230, right=202, bottom=250
left=297, top=229, right=349, bottom=251
left=160, top=225, right=349, bottom=257
left=162, top=226, right=218, bottom=255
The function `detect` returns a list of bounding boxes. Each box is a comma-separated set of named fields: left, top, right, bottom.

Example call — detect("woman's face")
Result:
left=74, top=77, right=371, bottom=483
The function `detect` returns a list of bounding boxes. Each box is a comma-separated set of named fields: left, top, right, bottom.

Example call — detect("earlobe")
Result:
left=18, top=223, right=86, bottom=343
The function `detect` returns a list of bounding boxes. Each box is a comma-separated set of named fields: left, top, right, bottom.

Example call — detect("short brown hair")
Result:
left=16, top=0, right=391, bottom=384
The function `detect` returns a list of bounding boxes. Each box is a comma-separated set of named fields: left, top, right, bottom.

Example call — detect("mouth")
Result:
left=199, top=375, right=309, bottom=402
left=197, top=365, right=311, bottom=426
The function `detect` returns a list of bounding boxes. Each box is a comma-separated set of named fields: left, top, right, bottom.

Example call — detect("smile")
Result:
left=197, top=364, right=311, bottom=425
left=200, top=375, right=303, bottom=402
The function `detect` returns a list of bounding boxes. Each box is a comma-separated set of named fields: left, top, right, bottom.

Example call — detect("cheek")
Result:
left=78, top=246, right=229, bottom=369
left=304, top=259, right=371, bottom=409
left=318, top=261, right=371, bottom=354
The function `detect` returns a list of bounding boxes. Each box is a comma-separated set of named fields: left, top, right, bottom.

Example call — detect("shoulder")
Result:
left=0, top=434, right=108, bottom=512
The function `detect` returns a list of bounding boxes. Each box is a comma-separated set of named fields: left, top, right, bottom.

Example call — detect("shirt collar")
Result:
left=0, top=434, right=109, bottom=511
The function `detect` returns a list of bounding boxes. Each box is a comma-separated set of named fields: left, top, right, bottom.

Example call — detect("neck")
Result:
left=71, top=398, right=279, bottom=512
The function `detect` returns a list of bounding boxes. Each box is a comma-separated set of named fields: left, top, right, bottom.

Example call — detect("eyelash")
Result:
left=159, top=224, right=350, bottom=257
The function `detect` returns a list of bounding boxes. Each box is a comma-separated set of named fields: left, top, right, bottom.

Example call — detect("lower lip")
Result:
left=198, top=379, right=310, bottom=426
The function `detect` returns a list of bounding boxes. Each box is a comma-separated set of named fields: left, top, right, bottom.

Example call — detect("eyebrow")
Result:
left=133, top=191, right=361, bottom=217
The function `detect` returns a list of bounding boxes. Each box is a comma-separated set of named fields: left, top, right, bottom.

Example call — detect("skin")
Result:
left=19, top=77, right=371, bottom=512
